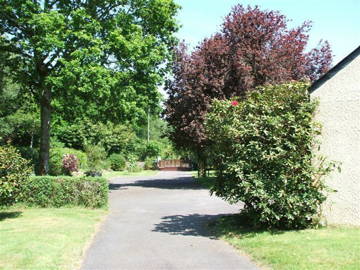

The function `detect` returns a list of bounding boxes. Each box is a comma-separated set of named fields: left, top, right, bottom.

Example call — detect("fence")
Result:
left=157, top=159, right=191, bottom=171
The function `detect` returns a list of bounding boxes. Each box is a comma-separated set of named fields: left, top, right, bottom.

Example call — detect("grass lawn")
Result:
left=191, top=171, right=216, bottom=189
left=103, top=169, right=159, bottom=179
left=0, top=207, right=107, bottom=270
left=212, top=215, right=360, bottom=270
left=195, top=173, right=360, bottom=269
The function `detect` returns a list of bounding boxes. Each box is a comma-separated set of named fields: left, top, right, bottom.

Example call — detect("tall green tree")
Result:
left=0, top=0, right=179, bottom=174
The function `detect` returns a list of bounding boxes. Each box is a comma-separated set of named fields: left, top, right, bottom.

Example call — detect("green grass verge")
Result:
left=102, top=170, right=159, bottom=179
left=0, top=207, right=107, bottom=270
left=211, top=215, right=360, bottom=270
left=191, top=171, right=216, bottom=189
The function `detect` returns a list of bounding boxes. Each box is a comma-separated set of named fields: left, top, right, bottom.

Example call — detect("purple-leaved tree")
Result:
left=164, top=5, right=332, bottom=176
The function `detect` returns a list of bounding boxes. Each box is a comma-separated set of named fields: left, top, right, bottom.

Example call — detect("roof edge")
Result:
left=309, top=45, right=360, bottom=93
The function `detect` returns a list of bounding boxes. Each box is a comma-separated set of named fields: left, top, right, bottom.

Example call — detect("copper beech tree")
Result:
left=164, top=5, right=332, bottom=175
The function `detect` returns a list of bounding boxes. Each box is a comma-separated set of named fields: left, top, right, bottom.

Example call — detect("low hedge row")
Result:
left=19, top=176, right=108, bottom=208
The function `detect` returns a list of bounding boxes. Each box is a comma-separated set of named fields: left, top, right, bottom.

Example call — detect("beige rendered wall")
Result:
left=311, top=56, right=360, bottom=226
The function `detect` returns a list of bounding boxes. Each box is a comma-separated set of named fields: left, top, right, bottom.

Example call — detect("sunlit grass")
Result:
left=102, top=169, right=159, bottom=179
left=212, top=215, right=360, bottom=270
left=0, top=207, right=107, bottom=270
left=191, top=170, right=216, bottom=189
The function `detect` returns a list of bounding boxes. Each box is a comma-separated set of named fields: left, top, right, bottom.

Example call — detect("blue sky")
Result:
left=175, top=0, right=360, bottom=65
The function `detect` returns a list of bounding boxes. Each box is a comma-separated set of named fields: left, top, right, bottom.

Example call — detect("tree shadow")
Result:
left=152, top=213, right=288, bottom=240
left=213, top=213, right=287, bottom=239
left=110, top=176, right=206, bottom=191
left=152, top=213, right=232, bottom=239
left=0, top=211, right=22, bottom=221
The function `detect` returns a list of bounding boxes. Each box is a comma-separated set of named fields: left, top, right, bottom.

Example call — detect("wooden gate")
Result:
left=157, top=159, right=191, bottom=171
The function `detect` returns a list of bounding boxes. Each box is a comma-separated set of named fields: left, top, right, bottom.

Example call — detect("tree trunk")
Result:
left=197, top=151, right=207, bottom=178
left=198, top=160, right=206, bottom=178
left=38, top=87, right=51, bottom=175
left=30, top=133, right=33, bottom=148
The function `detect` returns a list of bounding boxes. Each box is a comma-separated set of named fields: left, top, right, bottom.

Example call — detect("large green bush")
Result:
left=49, top=147, right=88, bottom=176
left=85, top=144, right=107, bottom=172
left=0, top=146, right=32, bottom=206
left=19, top=176, right=108, bottom=208
left=205, top=82, right=336, bottom=229
left=108, top=153, right=126, bottom=171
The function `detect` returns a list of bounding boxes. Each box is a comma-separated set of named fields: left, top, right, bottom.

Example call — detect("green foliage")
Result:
left=205, top=82, right=337, bottom=229
left=108, top=154, right=126, bottom=171
left=0, top=54, right=39, bottom=147
left=19, top=176, right=108, bottom=208
left=85, top=144, right=107, bottom=172
left=0, top=146, right=31, bottom=206
left=142, top=141, right=162, bottom=160
left=122, top=137, right=146, bottom=160
left=144, top=157, right=156, bottom=170
left=53, top=121, right=136, bottom=154
left=52, top=122, right=85, bottom=150
left=126, top=155, right=143, bottom=172
left=17, top=146, right=39, bottom=171
left=49, top=147, right=87, bottom=176
left=1, top=1, right=180, bottom=121
left=1, top=0, right=180, bottom=174
left=0, top=78, right=40, bottom=147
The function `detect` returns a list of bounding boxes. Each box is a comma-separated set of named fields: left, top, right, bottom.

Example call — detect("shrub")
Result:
left=108, top=154, right=126, bottom=171
left=126, top=155, right=142, bottom=172
left=144, top=157, right=156, bottom=170
left=123, top=137, right=147, bottom=161
left=19, top=176, right=108, bottom=208
left=205, top=82, right=337, bottom=229
left=84, top=144, right=107, bottom=172
left=85, top=171, right=102, bottom=177
left=49, top=147, right=87, bottom=176
left=17, top=146, right=38, bottom=172
left=141, top=141, right=162, bottom=160
left=128, top=164, right=142, bottom=173
left=0, top=146, right=32, bottom=206
left=62, top=154, right=79, bottom=175
left=52, top=123, right=85, bottom=149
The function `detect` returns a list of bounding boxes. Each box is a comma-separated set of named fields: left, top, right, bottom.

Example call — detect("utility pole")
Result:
left=147, top=107, right=150, bottom=143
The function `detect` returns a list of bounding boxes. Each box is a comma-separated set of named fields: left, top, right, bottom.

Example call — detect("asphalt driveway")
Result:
left=81, top=171, right=259, bottom=270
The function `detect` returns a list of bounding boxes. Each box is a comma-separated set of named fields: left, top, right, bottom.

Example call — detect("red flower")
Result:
left=231, top=100, right=239, bottom=106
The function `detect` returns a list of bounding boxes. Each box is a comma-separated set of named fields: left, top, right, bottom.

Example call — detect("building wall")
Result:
left=311, top=56, right=360, bottom=226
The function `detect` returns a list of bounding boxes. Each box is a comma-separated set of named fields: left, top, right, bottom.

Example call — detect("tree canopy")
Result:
left=164, top=5, right=332, bottom=162
left=0, top=0, right=179, bottom=174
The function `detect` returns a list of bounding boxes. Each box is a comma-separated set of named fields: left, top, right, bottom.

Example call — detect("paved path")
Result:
left=81, top=171, right=259, bottom=270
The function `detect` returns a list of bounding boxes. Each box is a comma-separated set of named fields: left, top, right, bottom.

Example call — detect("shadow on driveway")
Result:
left=109, top=176, right=206, bottom=191
left=152, top=213, right=233, bottom=239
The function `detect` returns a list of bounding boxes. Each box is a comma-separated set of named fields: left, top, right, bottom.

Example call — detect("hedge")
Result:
left=19, top=176, right=108, bottom=208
